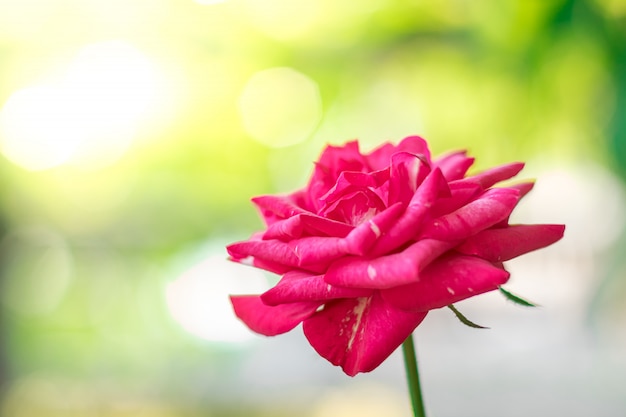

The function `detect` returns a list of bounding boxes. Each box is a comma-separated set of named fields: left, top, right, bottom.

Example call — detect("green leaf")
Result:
left=447, top=304, right=489, bottom=329
left=499, top=287, right=538, bottom=307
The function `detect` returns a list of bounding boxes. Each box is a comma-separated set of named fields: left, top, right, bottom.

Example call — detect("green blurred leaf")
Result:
left=447, top=304, right=489, bottom=329
left=499, top=286, right=538, bottom=307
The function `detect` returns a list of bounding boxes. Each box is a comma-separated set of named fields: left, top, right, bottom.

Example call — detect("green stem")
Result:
left=402, top=333, right=427, bottom=417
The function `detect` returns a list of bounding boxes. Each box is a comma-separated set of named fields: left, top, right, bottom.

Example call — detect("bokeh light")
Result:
left=239, top=67, right=322, bottom=148
left=0, top=40, right=166, bottom=170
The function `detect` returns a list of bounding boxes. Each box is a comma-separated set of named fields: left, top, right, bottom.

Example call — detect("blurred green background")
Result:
left=0, top=0, right=625, bottom=416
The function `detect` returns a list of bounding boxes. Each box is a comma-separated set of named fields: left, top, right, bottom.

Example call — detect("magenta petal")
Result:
left=290, top=236, right=350, bottom=267
left=230, top=295, right=320, bottom=336
left=344, top=202, right=404, bottom=256
left=455, top=224, right=565, bottom=262
left=492, top=182, right=537, bottom=228
left=430, top=181, right=482, bottom=218
left=434, top=151, right=475, bottom=181
left=320, top=188, right=387, bottom=225
left=263, top=214, right=353, bottom=241
left=463, top=162, right=525, bottom=189
left=252, top=194, right=307, bottom=225
left=325, top=239, right=456, bottom=289
left=388, top=152, right=430, bottom=206
left=321, top=169, right=389, bottom=204
left=365, top=142, right=397, bottom=170
left=394, top=135, right=432, bottom=161
left=510, top=181, right=535, bottom=198
left=308, top=141, right=368, bottom=205
left=227, top=240, right=299, bottom=267
left=261, top=271, right=372, bottom=306
left=419, top=187, right=521, bottom=241
left=371, top=168, right=449, bottom=256
left=382, top=254, right=510, bottom=311
left=302, top=293, right=428, bottom=376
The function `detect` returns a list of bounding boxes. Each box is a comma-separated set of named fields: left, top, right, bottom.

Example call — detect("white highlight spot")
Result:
left=369, top=220, right=381, bottom=238
left=347, top=298, right=369, bottom=351
left=367, top=265, right=377, bottom=280
left=446, top=286, right=455, bottom=295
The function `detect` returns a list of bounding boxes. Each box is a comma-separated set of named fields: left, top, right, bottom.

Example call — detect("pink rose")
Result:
left=227, top=136, right=564, bottom=376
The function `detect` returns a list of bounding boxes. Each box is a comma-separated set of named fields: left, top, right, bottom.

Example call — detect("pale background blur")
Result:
left=0, top=0, right=624, bottom=416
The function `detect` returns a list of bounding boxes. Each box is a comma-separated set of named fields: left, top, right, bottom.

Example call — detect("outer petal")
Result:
left=303, top=293, right=428, bottom=376
left=263, top=213, right=354, bottom=241
left=261, top=271, right=372, bottom=306
left=455, top=224, right=565, bottom=262
left=227, top=239, right=300, bottom=268
left=433, top=151, right=475, bottom=181
left=230, top=295, right=320, bottom=336
left=430, top=181, right=482, bottom=218
left=381, top=254, right=510, bottom=312
left=462, top=162, right=525, bottom=190
left=371, top=168, right=449, bottom=256
left=493, top=182, right=536, bottom=228
left=252, top=194, right=308, bottom=225
left=419, top=188, right=520, bottom=241
left=325, top=239, right=456, bottom=289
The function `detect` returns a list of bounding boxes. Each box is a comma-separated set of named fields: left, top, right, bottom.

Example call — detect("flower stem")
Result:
left=402, top=333, right=427, bottom=417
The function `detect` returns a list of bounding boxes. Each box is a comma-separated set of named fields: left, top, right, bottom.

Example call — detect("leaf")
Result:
left=447, top=304, right=489, bottom=329
left=499, top=286, right=538, bottom=307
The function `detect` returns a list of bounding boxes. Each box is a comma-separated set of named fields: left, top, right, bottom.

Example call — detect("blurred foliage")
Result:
left=0, top=0, right=624, bottom=415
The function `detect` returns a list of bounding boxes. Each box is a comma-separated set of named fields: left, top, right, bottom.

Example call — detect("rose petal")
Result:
left=382, top=254, right=510, bottom=311
left=320, top=188, right=387, bottom=225
left=302, top=293, right=428, bottom=376
left=308, top=141, right=368, bottom=205
left=388, top=152, right=431, bottom=206
left=419, top=187, right=521, bottom=241
left=227, top=239, right=300, bottom=268
left=365, top=142, right=397, bottom=170
left=252, top=193, right=308, bottom=225
left=371, top=168, right=449, bottom=256
left=455, top=224, right=565, bottom=262
left=344, top=202, right=404, bottom=256
left=430, top=181, right=482, bottom=218
left=261, top=271, right=373, bottom=306
left=263, top=213, right=354, bottom=241
left=492, top=182, right=536, bottom=228
left=230, top=295, right=320, bottom=336
left=394, top=135, right=431, bottom=161
left=461, top=162, right=525, bottom=190
left=433, top=151, right=475, bottom=181
left=321, top=169, right=389, bottom=204
left=325, top=239, right=456, bottom=289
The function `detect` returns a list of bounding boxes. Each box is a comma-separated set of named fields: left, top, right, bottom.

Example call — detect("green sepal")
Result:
left=499, top=286, right=538, bottom=307
left=447, top=304, right=489, bottom=329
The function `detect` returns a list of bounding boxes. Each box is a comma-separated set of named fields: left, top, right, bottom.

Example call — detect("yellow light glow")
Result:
left=0, top=85, right=83, bottom=171
left=0, top=40, right=165, bottom=171
left=239, top=67, right=322, bottom=148
left=166, top=255, right=269, bottom=343
left=194, top=0, right=228, bottom=4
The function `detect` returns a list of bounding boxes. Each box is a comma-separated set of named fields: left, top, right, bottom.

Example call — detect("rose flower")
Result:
left=227, top=136, right=564, bottom=376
